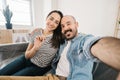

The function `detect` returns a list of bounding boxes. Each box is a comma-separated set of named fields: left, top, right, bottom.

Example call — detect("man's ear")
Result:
left=76, top=22, right=79, bottom=28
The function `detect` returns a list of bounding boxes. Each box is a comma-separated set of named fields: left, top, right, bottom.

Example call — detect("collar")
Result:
left=64, top=33, right=84, bottom=44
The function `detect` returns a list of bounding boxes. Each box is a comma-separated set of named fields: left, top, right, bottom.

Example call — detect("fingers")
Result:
left=35, top=35, right=46, bottom=42
left=34, top=35, right=46, bottom=51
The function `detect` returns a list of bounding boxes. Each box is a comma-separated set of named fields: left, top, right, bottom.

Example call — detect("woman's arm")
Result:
left=91, top=37, right=120, bottom=70
left=25, top=35, right=45, bottom=59
left=25, top=43, right=36, bottom=59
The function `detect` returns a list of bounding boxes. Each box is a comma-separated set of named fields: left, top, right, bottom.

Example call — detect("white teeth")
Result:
left=66, top=32, right=70, bottom=36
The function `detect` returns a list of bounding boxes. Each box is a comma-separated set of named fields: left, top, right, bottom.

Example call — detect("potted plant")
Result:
left=3, top=5, right=13, bottom=29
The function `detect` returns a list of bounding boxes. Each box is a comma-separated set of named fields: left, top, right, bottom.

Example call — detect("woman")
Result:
left=0, top=10, right=64, bottom=76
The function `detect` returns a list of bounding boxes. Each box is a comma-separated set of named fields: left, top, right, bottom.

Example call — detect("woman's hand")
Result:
left=33, top=35, right=46, bottom=51
left=25, top=35, right=46, bottom=59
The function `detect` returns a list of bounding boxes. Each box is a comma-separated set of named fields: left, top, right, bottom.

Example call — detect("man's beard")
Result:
left=63, top=29, right=77, bottom=40
left=62, top=30, right=73, bottom=40
left=66, top=35, right=75, bottom=40
left=64, top=29, right=72, bottom=34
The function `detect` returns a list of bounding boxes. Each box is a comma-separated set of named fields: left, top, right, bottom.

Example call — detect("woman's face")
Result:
left=46, top=12, right=61, bottom=32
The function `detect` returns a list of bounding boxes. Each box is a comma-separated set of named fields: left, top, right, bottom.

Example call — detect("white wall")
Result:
left=1, top=0, right=119, bottom=37
left=32, top=0, right=55, bottom=29
left=57, top=0, right=119, bottom=36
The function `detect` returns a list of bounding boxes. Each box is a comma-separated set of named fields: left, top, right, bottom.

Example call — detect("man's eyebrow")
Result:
left=66, top=21, right=71, bottom=24
left=61, top=21, right=71, bottom=25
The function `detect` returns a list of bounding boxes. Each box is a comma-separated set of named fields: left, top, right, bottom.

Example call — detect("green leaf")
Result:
left=2, top=5, right=13, bottom=23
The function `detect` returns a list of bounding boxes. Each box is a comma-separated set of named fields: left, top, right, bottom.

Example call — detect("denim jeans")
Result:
left=0, top=55, right=51, bottom=76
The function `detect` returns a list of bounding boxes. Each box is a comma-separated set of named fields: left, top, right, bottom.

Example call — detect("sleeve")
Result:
left=29, top=28, right=42, bottom=43
left=82, top=35, right=102, bottom=62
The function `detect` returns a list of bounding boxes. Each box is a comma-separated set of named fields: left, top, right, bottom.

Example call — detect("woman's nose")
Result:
left=50, top=21, right=55, bottom=26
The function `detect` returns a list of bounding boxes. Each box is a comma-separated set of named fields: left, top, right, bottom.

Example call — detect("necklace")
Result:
left=42, top=29, right=53, bottom=37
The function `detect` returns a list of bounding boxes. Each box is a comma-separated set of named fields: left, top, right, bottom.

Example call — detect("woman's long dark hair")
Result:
left=47, top=10, right=64, bottom=48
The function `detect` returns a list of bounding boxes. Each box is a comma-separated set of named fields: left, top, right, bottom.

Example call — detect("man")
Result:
left=51, top=15, right=120, bottom=80
left=0, top=15, right=120, bottom=80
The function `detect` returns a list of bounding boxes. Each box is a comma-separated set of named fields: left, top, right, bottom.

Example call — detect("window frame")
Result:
left=0, top=0, right=33, bottom=28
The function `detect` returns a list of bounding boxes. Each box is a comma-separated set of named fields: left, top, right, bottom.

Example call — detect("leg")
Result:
left=13, top=61, right=51, bottom=76
left=0, top=55, right=26, bottom=75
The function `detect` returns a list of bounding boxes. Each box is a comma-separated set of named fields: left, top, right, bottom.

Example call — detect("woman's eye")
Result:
left=55, top=21, right=59, bottom=25
left=49, top=17, right=53, bottom=21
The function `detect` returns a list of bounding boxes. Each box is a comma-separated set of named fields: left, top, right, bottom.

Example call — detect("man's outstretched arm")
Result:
left=91, top=37, right=120, bottom=71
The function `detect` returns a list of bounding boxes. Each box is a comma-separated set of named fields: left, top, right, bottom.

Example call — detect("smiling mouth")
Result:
left=66, top=34, right=70, bottom=37
left=64, top=29, right=72, bottom=34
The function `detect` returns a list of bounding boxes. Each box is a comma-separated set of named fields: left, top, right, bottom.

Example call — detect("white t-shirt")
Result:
left=56, top=41, right=71, bottom=77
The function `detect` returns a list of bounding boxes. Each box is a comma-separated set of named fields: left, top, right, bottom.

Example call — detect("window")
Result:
left=0, top=0, right=32, bottom=26
left=0, top=0, right=5, bottom=25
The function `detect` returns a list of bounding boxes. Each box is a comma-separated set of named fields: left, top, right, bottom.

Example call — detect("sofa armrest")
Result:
left=0, top=42, right=28, bottom=69
left=93, top=62, right=119, bottom=80
left=0, top=42, right=28, bottom=52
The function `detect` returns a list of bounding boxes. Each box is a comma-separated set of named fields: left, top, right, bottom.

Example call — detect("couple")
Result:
left=0, top=10, right=120, bottom=80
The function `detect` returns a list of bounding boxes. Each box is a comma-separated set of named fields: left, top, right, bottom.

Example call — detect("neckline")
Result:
left=42, top=29, right=53, bottom=37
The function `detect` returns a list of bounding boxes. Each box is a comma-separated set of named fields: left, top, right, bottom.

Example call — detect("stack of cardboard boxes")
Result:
left=0, top=29, right=29, bottom=44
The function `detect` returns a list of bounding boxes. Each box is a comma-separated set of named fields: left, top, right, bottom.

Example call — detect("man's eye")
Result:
left=67, top=23, right=70, bottom=26
left=61, top=25, right=64, bottom=28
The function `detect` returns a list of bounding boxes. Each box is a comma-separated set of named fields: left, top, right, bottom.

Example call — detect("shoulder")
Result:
left=29, top=28, right=43, bottom=36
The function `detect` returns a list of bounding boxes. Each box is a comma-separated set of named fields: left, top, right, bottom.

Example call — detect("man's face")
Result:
left=61, top=16, right=78, bottom=40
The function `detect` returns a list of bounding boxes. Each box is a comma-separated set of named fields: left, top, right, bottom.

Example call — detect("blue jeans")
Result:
left=0, top=55, right=51, bottom=76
